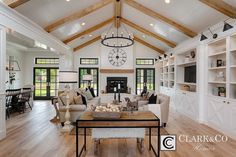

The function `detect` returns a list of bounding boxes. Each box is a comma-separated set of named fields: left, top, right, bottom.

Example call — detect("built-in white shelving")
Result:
left=206, top=35, right=236, bottom=99
left=207, top=38, right=228, bottom=98
left=176, top=48, right=197, bottom=92
left=159, top=55, right=175, bottom=88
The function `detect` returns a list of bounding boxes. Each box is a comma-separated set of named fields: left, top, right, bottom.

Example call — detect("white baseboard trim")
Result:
left=0, top=130, right=6, bottom=141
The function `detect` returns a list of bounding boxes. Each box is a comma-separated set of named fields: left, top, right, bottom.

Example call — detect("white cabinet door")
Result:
left=174, top=90, right=198, bottom=120
left=174, top=90, right=185, bottom=112
left=227, top=100, right=236, bottom=139
left=183, top=92, right=198, bottom=120
left=207, top=97, right=227, bottom=131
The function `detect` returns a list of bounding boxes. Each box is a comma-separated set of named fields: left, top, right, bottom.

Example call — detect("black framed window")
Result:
left=79, top=68, right=99, bottom=96
left=35, top=58, right=59, bottom=64
left=80, top=58, right=99, bottom=65
left=136, top=58, right=154, bottom=65
left=136, top=68, right=155, bottom=95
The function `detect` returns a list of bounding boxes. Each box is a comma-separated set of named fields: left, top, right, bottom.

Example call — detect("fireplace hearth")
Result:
left=106, top=77, right=127, bottom=93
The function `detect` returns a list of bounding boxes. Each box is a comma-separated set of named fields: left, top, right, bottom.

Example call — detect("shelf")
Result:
left=230, top=65, right=236, bottom=68
left=230, top=82, right=236, bottom=85
left=208, top=81, right=226, bottom=84
left=230, top=49, right=236, bottom=52
left=169, top=72, right=174, bottom=74
left=208, top=94, right=226, bottom=98
left=208, top=51, right=226, bottom=57
left=177, top=60, right=196, bottom=67
left=208, top=66, right=226, bottom=70
left=169, top=80, right=175, bottom=82
left=177, top=82, right=196, bottom=86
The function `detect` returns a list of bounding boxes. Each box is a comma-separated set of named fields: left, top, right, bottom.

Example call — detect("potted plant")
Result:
left=218, top=87, right=226, bottom=97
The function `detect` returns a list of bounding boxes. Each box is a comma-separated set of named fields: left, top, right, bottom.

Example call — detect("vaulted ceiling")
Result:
left=2, top=0, right=236, bottom=54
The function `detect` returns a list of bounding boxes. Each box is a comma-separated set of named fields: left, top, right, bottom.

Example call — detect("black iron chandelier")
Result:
left=101, top=17, right=134, bottom=48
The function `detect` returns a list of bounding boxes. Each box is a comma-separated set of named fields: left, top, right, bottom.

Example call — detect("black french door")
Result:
left=136, top=68, right=155, bottom=95
left=33, top=67, right=59, bottom=100
left=79, top=68, right=99, bottom=96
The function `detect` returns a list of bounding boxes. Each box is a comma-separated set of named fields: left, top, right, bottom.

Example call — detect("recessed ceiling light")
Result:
left=150, top=23, right=154, bottom=27
left=66, top=0, right=70, bottom=2
left=81, top=22, right=86, bottom=26
left=89, top=34, right=93, bottom=37
left=165, top=0, right=170, bottom=4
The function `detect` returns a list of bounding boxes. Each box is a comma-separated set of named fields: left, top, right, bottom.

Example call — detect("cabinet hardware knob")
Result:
left=223, top=101, right=226, bottom=103
left=227, top=102, right=230, bottom=104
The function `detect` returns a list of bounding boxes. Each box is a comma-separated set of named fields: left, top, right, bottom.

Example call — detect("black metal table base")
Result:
left=76, top=124, right=160, bottom=157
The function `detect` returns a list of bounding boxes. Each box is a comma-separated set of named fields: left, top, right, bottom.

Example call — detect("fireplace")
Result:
left=106, top=77, right=127, bottom=93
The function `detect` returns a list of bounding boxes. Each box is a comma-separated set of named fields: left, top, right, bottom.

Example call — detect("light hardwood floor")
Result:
left=0, top=101, right=236, bottom=157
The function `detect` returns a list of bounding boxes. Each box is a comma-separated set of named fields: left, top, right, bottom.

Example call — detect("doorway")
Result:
left=33, top=67, right=59, bottom=100
left=79, top=68, right=99, bottom=96
left=136, top=68, right=155, bottom=95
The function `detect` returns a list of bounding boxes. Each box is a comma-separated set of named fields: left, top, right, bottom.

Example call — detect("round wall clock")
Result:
left=108, top=48, right=127, bottom=67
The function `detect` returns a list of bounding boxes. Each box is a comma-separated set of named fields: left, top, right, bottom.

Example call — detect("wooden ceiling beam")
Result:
left=134, top=36, right=165, bottom=54
left=63, top=17, right=113, bottom=44
left=114, top=0, right=121, bottom=28
left=121, top=17, right=176, bottom=48
left=44, top=0, right=112, bottom=32
left=74, top=36, right=101, bottom=52
left=124, top=0, right=197, bottom=38
left=199, top=0, right=236, bottom=18
left=8, top=0, right=30, bottom=8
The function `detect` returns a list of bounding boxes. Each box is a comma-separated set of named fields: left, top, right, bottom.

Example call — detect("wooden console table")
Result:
left=76, top=111, right=160, bottom=157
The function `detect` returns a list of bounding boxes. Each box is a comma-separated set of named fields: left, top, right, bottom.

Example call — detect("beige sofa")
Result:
left=138, top=93, right=170, bottom=127
left=58, top=90, right=100, bottom=123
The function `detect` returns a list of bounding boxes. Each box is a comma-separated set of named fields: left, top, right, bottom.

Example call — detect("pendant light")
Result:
left=200, top=33, right=208, bottom=41
left=223, top=22, right=233, bottom=32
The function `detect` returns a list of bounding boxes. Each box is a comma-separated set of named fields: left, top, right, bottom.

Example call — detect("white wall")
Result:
left=6, top=46, right=24, bottom=89
left=73, top=41, right=159, bottom=94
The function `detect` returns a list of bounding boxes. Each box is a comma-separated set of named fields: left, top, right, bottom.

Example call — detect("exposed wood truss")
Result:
left=199, top=0, right=236, bottom=18
left=114, top=0, right=121, bottom=28
left=124, top=0, right=197, bottom=38
left=8, top=0, right=30, bottom=8
left=63, top=17, right=113, bottom=44
left=74, top=36, right=101, bottom=52
left=121, top=17, right=176, bottom=48
left=134, top=36, right=165, bottom=54
left=44, top=0, right=112, bottom=32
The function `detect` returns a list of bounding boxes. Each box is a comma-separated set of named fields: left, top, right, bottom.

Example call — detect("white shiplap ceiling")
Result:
left=4, top=0, right=236, bottom=53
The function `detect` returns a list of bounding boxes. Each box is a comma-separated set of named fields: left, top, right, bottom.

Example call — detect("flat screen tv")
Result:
left=184, top=65, right=196, bottom=83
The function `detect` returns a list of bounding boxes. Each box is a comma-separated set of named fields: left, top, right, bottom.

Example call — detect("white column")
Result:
left=0, top=25, right=6, bottom=140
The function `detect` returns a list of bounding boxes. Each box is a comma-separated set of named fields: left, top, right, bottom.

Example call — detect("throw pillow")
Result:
left=60, top=95, right=74, bottom=105
left=74, top=95, right=83, bottom=104
left=77, top=92, right=87, bottom=106
left=147, top=90, right=155, bottom=98
left=86, top=88, right=96, bottom=97
left=148, top=94, right=157, bottom=104
left=84, top=90, right=93, bottom=100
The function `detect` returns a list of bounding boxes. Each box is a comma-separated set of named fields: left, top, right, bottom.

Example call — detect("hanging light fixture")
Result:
left=101, top=17, right=134, bottom=48
left=200, top=33, right=208, bottom=41
left=223, top=22, right=233, bottom=32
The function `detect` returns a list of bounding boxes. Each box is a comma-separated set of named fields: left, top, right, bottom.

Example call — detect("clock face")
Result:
left=108, top=49, right=127, bottom=67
